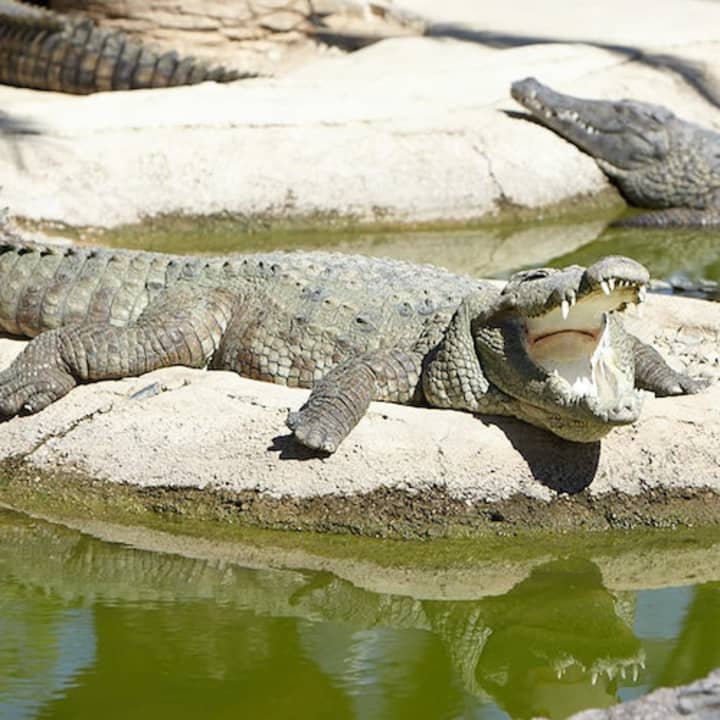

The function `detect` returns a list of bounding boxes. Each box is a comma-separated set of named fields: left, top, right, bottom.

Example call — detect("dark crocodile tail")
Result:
left=0, top=5, right=246, bottom=94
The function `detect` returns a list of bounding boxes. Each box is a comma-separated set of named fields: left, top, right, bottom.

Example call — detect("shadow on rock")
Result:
left=480, top=415, right=600, bottom=493
left=268, top=433, right=331, bottom=461
left=426, top=25, right=720, bottom=108
left=0, top=111, right=44, bottom=171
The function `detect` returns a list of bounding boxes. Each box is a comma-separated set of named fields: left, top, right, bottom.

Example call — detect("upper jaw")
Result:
left=503, top=256, right=649, bottom=322
left=511, top=77, right=606, bottom=136
left=510, top=77, right=666, bottom=169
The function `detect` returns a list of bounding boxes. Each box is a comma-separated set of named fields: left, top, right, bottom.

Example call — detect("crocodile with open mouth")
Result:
left=0, top=216, right=701, bottom=452
left=510, top=77, right=720, bottom=228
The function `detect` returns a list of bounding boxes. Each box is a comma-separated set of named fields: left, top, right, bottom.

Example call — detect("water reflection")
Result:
left=0, top=511, right=718, bottom=720
left=548, top=226, right=720, bottom=285
left=72, top=213, right=720, bottom=287
left=72, top=216, right=608, bottom=279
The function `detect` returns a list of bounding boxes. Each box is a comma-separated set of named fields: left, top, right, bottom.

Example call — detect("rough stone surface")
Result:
left=568, top=669, right=720, bottom=720
left=1, top=32, right=719, bottom=227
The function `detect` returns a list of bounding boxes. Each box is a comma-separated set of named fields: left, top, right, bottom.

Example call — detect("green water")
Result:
left=70, top=211, right=720, bottom=284
left=1, top=509, right=720, bottom=720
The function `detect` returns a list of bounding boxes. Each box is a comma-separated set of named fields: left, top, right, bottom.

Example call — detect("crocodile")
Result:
left=510, top=77, right=720, bottom=228
left=0, top=0, right=244, bottom=93
left=0, top=217, right=701, bottom=453
left=0, top=0, right=424, bottom=94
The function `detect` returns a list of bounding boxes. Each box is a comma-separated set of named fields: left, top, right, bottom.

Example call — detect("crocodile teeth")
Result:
left=591, top=672, right=598, bottom=686
left=638, top=285, right=647, bottom=302
left=561, top=299, right=570, bottom=319
left=608, top=278, right=616, bottom=291
left=601, top=280, right=611, bottom=295
left=632, top=665, right=639, bottom=682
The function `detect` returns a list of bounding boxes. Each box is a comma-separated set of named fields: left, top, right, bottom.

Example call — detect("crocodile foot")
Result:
left=0, top=331, right=77, bottom=418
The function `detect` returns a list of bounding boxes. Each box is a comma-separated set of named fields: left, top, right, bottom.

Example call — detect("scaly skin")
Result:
left=0, top=218, right=701, bottom=452
left=0, top=0, right=243, bottom=93
left=511, top=77, right=720, bottom=227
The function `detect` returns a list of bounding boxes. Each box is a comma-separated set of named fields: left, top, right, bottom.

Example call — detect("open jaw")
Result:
left=523, top=281, right=646, bottom=418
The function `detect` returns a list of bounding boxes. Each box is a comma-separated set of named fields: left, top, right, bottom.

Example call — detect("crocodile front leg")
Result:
left=631, top=335, right=704, bottom=396
left=0, top=286, right=234, bottom=418
left=287, top=347, right=425, bottom=453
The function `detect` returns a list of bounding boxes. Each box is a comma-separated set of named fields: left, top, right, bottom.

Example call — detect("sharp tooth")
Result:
left=601, top=280, right=611, bottom=295
left=632, top=665, right=639, bottom=682
left=608, top=278, right=616, bottom=291
left=561, top=299, right=570, bottom=319
left=591, top=672, right=598, bottom=686
left=638, top=286, right=647, bottom=302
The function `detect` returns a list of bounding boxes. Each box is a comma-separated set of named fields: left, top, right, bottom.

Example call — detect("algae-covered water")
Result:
left=69, top=210, right=720, bottom=286
left=1, top=509, right=720, bottom=720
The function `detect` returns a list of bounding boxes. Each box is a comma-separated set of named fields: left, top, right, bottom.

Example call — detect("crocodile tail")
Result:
left=0, top=4, right=247, bottom=94
left=0, top=220, right=196, bottom=337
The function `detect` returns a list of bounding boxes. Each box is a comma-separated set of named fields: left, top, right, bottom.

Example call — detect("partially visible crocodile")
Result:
left=511, top=77, right=720, bottom=228
left=0, top=0, right=244, bottom=93
left=0, top=0, right=424, bottom=94
left=0, top=216, right=701, bottom=452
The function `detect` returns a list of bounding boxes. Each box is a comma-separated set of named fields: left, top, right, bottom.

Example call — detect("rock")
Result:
left=0, top=35, right=716, bottom=228
left=568, top=669, right=720, bottom=719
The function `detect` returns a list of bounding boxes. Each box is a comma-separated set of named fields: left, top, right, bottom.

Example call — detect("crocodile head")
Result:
left=510, top=77, right=720, bottom=210
left=475, top=256, right=649, bottom=442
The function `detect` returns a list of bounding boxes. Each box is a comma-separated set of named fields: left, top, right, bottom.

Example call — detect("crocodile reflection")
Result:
left=0, top=512, right=652, bottom=719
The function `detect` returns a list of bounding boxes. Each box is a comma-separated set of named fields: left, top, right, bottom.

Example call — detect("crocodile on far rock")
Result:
left=0, top=0, right=245, bottom=93
left=0, top=215, right=702, bottom=453
left=511, top=77, right=720, bottom=228
left=0, top=0, right=425, bottom=94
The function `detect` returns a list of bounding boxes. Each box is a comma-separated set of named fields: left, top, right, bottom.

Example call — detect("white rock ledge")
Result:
left=1, top=35, right=720, bottom=228
left=0, top=293, right=718, bottom=537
